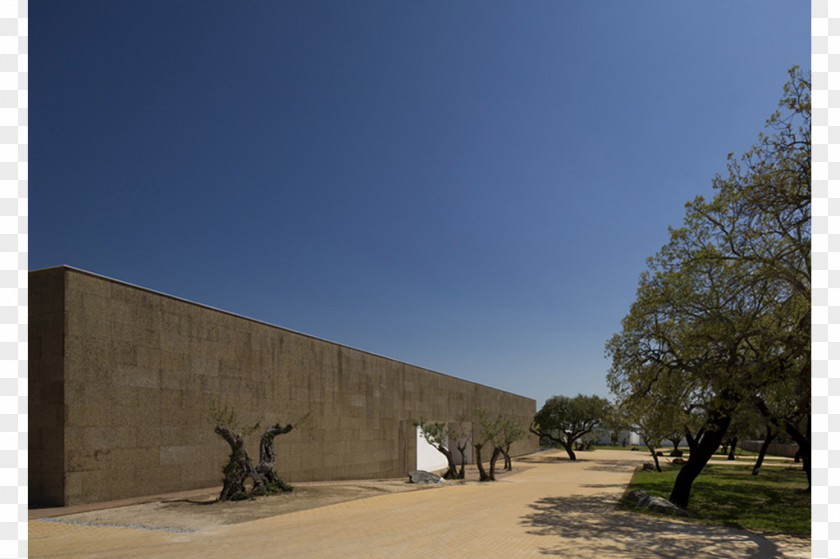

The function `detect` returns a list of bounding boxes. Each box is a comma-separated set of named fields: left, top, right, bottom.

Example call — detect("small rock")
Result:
left=627, top=489, right=696, bottom=517
left=641, top=462, right=656, bottom=471
left=408, top=470, right=443, bottom=484
left=671, top=458, right=686, bottom=465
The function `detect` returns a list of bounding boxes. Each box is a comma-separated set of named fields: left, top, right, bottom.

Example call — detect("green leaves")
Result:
left=532, top=393, right=611, bottom=443
left=414, top=417, right=452, bottom=448
left=606, top=66, right=810, bottom=436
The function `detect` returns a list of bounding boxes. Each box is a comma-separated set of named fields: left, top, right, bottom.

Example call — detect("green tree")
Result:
left=601, top=403, right=632, bottom=447
left=473, top=409, right=501, bottom=481
left=617, top=371, right=687, bottom=472
left=605, top=67, right=810, bottom=508
left=497, top=416, right=526, bottom=471
left=451, top=423, right=473, bottom=479
left=686, top=66, right=811, bottom=482
left=530, top=394, right=611, bottom=460
left=469, top=410, right=524, bottom=481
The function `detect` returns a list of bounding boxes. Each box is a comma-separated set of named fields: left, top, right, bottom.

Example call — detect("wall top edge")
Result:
left=29, top=264, right=535, bottom=405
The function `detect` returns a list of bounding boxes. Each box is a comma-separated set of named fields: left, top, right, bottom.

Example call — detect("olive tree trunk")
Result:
left=475, top=443, right=490, bottom=481
left=455, top=442, right=469, bottom=479
left=562, top=440, right=577, bottom=461
left=215, top=422, right=294, bottom=501
left=487, top=446, right=503, bottom=481
left=434, top=445, right=459, bottom=480
left=255, top=423, right=293, bottom=485
left=215, top=425, right=263, bottom=501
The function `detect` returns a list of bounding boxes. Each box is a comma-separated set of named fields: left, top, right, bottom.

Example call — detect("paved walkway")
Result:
left=29, top=449, right=809, bottom=558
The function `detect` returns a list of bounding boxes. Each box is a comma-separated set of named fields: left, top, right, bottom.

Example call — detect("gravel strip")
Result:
left=38, top=517, right=197, bottom=533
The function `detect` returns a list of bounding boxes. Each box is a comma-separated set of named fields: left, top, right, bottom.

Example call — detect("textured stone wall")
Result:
left=29, top=268, right=66, bottom=508
left=30, top=267, right=537, bottom=506
left=737, top=440, right=799, bottom=458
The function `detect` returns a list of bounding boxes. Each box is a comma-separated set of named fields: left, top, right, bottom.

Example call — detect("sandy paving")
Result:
left=29, top=449, right=809, bottom=558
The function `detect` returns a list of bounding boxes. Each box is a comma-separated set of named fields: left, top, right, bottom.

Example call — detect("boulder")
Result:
left=627, top=489, right=696, bottom=517
left=671, top=458, right=686, bottom=465
left=408, top=470, right=444, bottom=484
left=641, top=462, right=656, bottom=471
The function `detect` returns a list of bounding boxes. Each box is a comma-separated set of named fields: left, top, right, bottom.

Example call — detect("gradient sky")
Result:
left=31, top=2, right=810, bottom=407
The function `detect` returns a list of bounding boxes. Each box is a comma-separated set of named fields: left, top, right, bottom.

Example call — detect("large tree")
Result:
left=686, top=66, right=811, bottom=483
left=606, top=67, right=810, bottom=508
left=530, top=394, right=610, bottom=460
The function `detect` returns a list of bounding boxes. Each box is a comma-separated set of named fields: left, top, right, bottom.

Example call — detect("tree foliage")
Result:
left=497, top=416, right=526, bottom=471
left=469, top=410, right=526, bottom=481
left=530, top=394, right=611, bottom=460
left=605, top=66, right=810, bottom=508
left=601, top=403, right=632, bottom=446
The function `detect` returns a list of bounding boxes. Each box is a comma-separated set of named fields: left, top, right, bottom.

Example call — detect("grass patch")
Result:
left=620, top=463, right=810, bottom=538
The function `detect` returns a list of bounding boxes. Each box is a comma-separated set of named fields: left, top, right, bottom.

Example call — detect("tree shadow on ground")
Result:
left=580, top=459, right=641, bottom=474
left=579, top=483, right=626, bottom=489
left=161, top=498, right=218, bottom=505
left=517, top=455, right=568, bottom=464
left=519, top=494, right=803, bottom=558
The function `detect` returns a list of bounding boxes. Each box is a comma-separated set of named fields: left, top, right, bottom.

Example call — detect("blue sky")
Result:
left=31, top=2, right=809, bottom=407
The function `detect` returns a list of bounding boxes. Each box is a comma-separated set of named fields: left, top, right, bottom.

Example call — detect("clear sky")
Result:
left=31, top=2, right=809, bottom=408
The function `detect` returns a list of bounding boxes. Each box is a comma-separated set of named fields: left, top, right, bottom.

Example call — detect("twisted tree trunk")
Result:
left=503, top=444, right=512, bottom=471
left=475, top=443, right=490, bottom=481
left=562, top=440, right=577, bottom=461
left=455, top=441, right=469, bottom=479
left=215, top=422, right=294, bottom=501
left=256, top=423, right=293, bottom=484
left=488, top=446, right=503, bottom=481
left=215, top=426, right=263, bottom=501
left=434, top=444, right=459, bottom=480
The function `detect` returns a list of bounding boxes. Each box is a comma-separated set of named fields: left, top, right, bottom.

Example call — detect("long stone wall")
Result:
left=29, top=267, right=538, bottom=507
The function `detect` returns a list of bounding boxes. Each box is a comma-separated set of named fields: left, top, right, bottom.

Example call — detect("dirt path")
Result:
left=29, top=449, right=810, bottom=558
